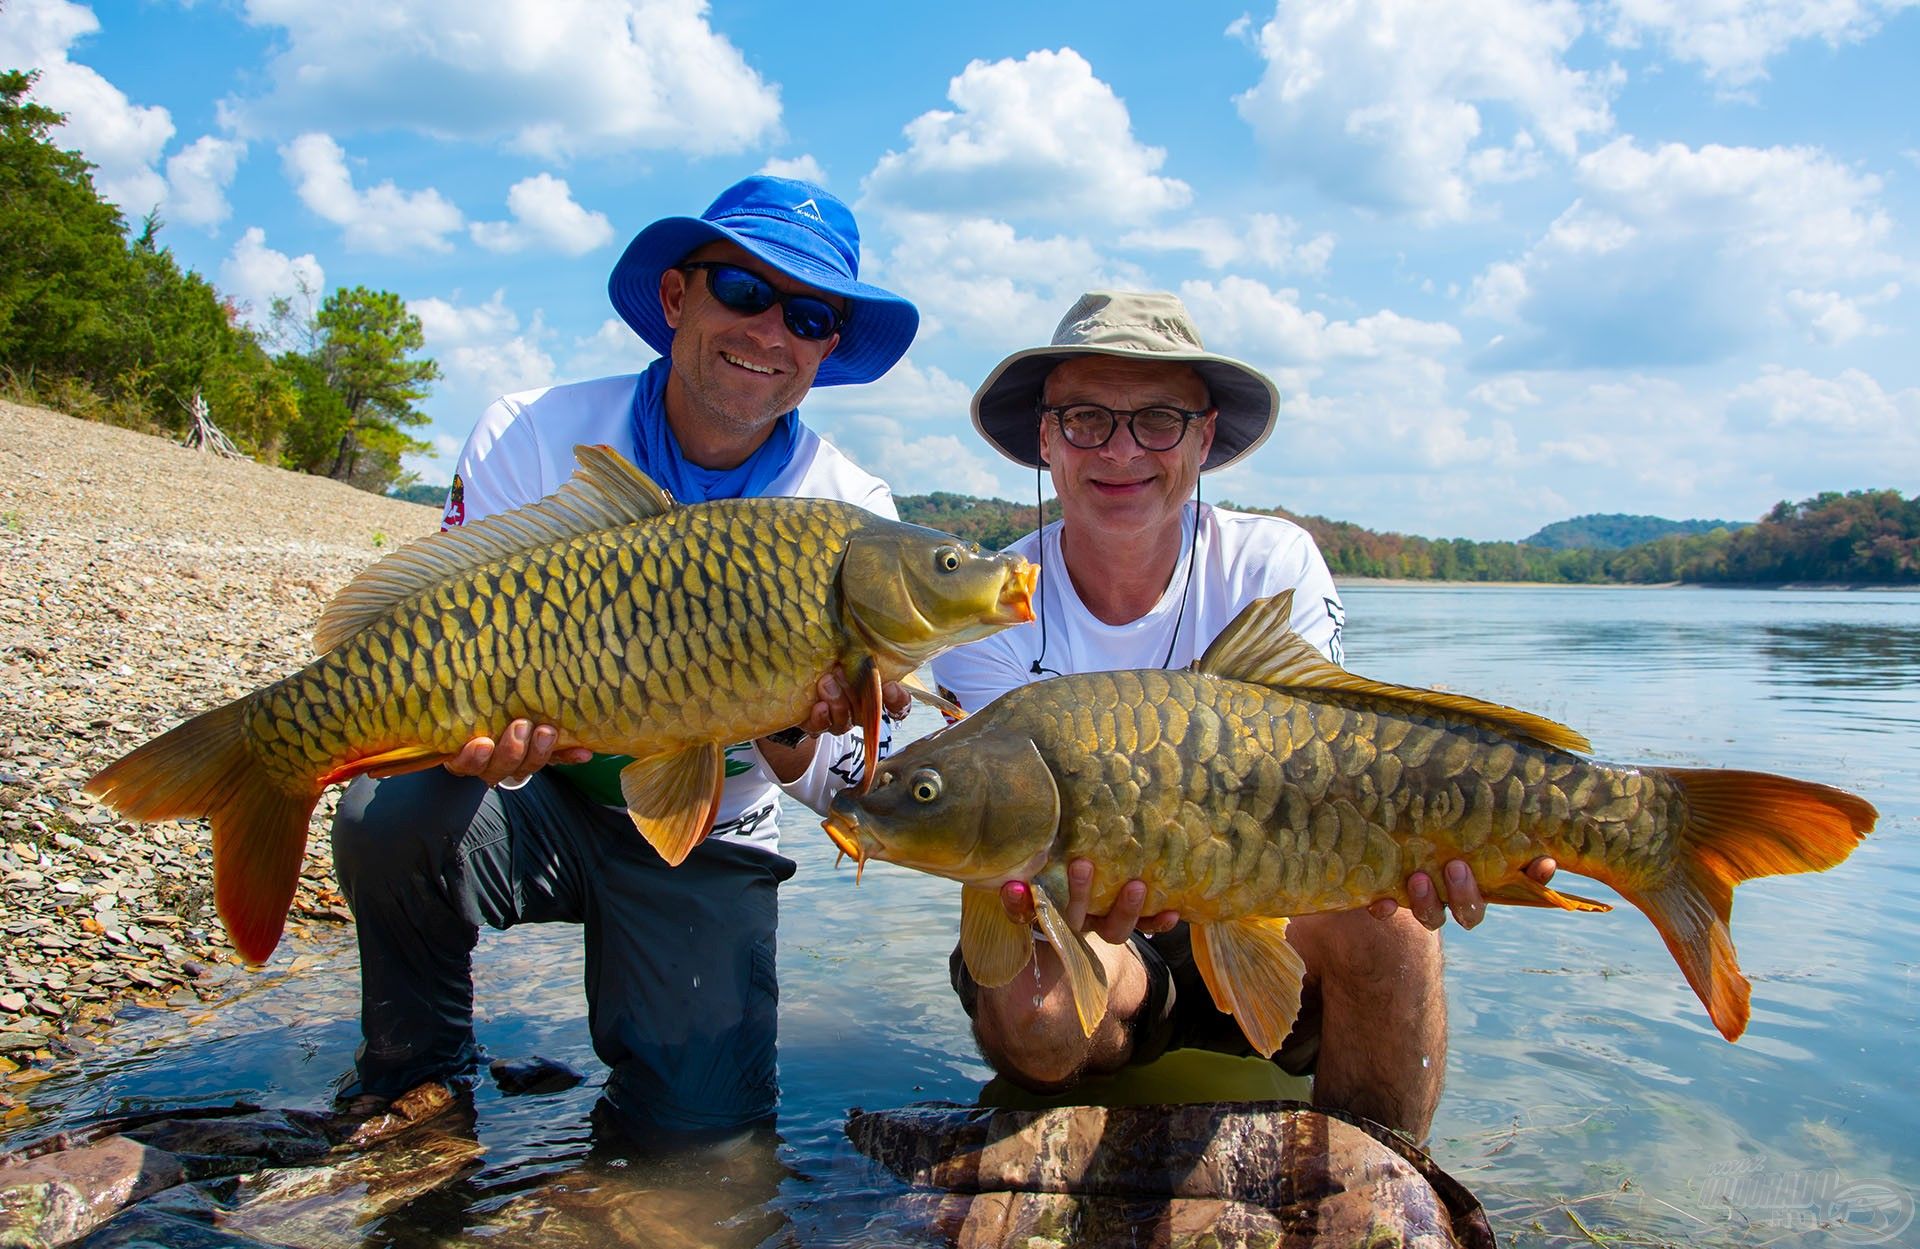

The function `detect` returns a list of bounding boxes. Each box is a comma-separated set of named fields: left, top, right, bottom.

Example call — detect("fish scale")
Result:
left=828, top=589, right=1874, bottom=1051
left=88, top=445, right=1037, bottom=964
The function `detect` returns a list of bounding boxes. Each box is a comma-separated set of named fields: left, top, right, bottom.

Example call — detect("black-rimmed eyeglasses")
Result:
left=1040, top=403, right=1208, bottom=452
left=678, top=261, right=849, bottom=342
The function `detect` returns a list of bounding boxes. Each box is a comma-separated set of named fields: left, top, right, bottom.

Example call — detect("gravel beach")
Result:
left=0, top=400, right=442, bottom=1106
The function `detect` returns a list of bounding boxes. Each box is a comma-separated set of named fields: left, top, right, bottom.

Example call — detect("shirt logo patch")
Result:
left=441, top=474, right=466, bottom=530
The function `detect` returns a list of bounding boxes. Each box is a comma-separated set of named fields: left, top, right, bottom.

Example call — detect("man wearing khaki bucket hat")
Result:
left=931, top=291, right=1554, bottom=1138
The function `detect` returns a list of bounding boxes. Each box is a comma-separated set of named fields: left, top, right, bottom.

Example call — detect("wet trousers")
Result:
left=331, top=768, right=796, bottom=1136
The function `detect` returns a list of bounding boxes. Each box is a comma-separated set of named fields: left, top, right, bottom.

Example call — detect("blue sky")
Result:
left=3, top=0, right=1915, bottom=540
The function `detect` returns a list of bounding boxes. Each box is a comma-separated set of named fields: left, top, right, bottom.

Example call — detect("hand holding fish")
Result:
left=355, top=720, right=593, bottom=784
left=758, top=671, right=915, bottom=783
left=436, top=720, right=596, bottom=787
left=999, top=861, right=1180, bottom=943
left=1373, top=856, right=1560, bottom=931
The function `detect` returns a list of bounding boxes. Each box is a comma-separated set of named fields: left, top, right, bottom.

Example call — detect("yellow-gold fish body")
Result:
left=825, top=591, right=1875, bottom=1055
left=88, top=445, right=1038, bottom=964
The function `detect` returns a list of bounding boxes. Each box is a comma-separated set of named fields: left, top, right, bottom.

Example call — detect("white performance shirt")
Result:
left=931, top=503, right=1345, bottom=716
left=441, top=372, right=901, bottom=855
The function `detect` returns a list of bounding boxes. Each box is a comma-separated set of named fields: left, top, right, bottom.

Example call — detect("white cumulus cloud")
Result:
left=1120, top=214, right=1335, bottom=274
left=868, top=213, right=1150, bottom=346
left=225, top=0, right=779, bottom=158
left=1468, top=377, right=1541, bottom=412
left=863, top=48, right=1190, bottom=226
left=1176, top=275, right=1462, bottom=369
left=1726, top=365, right=1919, bottom=436
left=165, top=135, right=247, bottom=230
left=759, top=154, right=828, bottom=185
left=1603, top=0, right=1920, bottom=90
left=1233, top=0, right=1615, bottom=222
left=469, top=174, right=615, bottom=256
left=801, top=358, right=1005, bottom=497
left=0, top=0, right=173, bottom=215
left=1469, top=138, right=1904, bottom=368
left=218, top=227, right=325, bottom=334
left=561, top=318, right=656, bottom=380
left=281, top=132, right=464, bottom=254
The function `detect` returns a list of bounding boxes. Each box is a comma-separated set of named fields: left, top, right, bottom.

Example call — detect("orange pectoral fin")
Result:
left=1190, top=917, right=1307, bottom=1060
left=849, top=659, right=883, bottom=793
left=318, top=745, right=455, bottom=787
left=1480, top=876, right=1614, bottom=912
left=618, top=744, right=725, bottom=867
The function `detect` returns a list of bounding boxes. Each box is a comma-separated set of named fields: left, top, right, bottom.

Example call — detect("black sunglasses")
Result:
left=678, top=262, right=849, bottom=342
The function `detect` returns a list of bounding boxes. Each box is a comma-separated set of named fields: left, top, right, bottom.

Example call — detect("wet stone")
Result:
left=490, top=1055, right=587, bottom=1097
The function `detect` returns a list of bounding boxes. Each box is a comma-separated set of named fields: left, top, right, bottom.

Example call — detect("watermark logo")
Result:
left=1698, top=1164, right=1913, bottom=1245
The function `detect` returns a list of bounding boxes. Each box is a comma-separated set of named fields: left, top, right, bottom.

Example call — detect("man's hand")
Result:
left=998, top=858, right=1180, bottom=944
left=1369, top=857, right=1559, bottom=930
left=366, top=719, right=593, bottom=786
left=786, top=666, right=911, bottom=738
left=759, top=668, right=912, bottom=783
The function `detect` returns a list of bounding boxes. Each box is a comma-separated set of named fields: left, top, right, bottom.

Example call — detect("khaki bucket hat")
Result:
left=971, top=290, right=1279, bottom=472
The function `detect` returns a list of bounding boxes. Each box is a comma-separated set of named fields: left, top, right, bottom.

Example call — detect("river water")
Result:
left=11, top=585, right=1917, bottom=1247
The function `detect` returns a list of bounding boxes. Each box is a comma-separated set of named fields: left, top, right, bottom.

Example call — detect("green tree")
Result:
left=281, top=285, right=440, bottom=491
left=0, top=69, right=136, bottom=396
left=1, top=70, right=275, bottom=435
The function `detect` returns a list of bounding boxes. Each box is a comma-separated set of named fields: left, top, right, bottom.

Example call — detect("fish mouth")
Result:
left=996, top=560, right=1039, bottom=624
left=823, top=809, right=870, bottom=883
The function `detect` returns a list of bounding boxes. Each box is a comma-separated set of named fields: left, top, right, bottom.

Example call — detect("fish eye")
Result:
left=909, top=769, right=942, bottom=803
left=935, top=547, right=962, bottom=573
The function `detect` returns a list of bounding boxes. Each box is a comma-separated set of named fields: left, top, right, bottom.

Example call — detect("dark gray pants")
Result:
left=331, top=769, right=796, bottom=1135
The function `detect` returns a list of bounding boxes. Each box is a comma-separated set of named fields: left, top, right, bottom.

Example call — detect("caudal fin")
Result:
left=85, top=701, right=317, bottom=965
left=1620, top=768, right=1875, bottom=1042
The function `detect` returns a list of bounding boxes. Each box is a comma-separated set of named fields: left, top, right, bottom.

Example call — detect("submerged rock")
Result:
left=488, top=1055, right=585, bottom=1097
left=846, top=1099, right=1495, bottom=1249
left=0, top=1084, right=466, bottom=1249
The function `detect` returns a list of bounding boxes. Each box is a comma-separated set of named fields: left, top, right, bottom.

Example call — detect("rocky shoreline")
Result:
left=0, top=401, right=441, bottom=1116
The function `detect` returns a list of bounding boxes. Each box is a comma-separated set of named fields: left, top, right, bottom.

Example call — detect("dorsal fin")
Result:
left=1197, top=591, right=1592, bottom=754
left=314, top=444, right=673, bottom=654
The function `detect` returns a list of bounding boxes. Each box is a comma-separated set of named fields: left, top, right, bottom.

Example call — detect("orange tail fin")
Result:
left=85, top=700, right=317, bottom=965
left=1617, top=768, right=1876, bottom=1042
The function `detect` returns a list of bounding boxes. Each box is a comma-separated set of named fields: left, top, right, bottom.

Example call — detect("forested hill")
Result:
left=887, top=490, right=1919, bottom=586
left=1522, top=513, right=1747, bottom=550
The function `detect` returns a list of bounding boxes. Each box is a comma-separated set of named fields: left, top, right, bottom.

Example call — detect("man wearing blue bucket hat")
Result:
left=329, top=176, right=919, bottom=1140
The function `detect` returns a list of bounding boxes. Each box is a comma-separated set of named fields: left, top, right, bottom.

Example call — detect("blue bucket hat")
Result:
left=607, top=176, right=918, bottom=387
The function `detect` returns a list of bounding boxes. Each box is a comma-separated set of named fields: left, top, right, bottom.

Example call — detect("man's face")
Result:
left=659, top=240, right=844, bottom=442
left=1037, top=355, right=1215, bottom=544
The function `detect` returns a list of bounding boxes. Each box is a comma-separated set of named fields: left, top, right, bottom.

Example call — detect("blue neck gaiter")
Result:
left=628, top=357, right=800, bottom=503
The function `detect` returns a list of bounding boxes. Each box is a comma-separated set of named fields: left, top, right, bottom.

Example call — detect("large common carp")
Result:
left=824, top=592, right=1875, bottom=1051
left=88, top=445, right=1037, bottom=964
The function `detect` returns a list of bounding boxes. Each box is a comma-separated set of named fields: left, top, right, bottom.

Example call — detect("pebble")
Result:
left=0, top=400, right=439, bottom=1060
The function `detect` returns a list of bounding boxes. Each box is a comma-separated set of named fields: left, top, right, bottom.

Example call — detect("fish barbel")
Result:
left=88, top=445, right=1037, bottom=964
left=825, top=591, right=1875, bottom=1052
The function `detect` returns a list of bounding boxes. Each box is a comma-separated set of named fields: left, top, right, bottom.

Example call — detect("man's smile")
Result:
left=721, top=350, right=778, bottom=376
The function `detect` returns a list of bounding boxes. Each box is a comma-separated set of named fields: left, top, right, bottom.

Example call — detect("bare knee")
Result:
left=969, top=940, right=1145, bottom=1091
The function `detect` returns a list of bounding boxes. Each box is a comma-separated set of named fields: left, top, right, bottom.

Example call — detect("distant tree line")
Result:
left=1521, top=512, right=1746, bottom=550
left=1, top=70, right=438, bottom=493
left=897, top=489, right=1919, bottom=586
